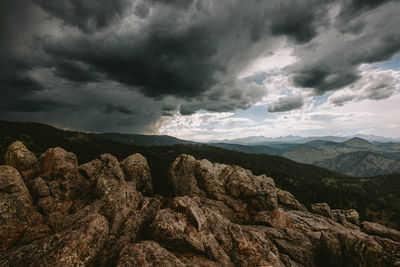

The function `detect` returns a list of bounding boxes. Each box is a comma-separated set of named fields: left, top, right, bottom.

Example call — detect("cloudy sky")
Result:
left=1, top=0, right=400, bottom=141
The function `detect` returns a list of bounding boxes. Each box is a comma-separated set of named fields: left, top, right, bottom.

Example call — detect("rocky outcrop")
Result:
left=1, top=141, right=399, bottom=266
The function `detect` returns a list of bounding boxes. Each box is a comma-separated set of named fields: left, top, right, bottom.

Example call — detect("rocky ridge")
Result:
left=0, top=141, right=399, bottom=266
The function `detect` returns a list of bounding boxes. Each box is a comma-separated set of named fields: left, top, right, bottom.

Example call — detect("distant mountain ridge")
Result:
left=316, top=151, right=400, bottom=177
left=209, top=134, right=400, bottom=145
left=209, top=136, right=400, bottom=177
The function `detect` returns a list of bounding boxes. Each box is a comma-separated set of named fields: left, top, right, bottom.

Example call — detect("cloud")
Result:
left=32, top=0, right=333, bottom=104
left=33, top=0, right=133, bottom=33
left=268, top=94, right=304, bottom=113
left=1, top=0, right=400, bottom=134
left=179, top=80, right=267, bottom=115
left=329, top=69, right=400, bottom=106
left=288, top=1, right=400, bottom=95
left=270, top=0, right=332, bottom=43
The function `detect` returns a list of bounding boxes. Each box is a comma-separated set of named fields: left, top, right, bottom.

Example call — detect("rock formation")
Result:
left=1, top=142, right=399, bottom=266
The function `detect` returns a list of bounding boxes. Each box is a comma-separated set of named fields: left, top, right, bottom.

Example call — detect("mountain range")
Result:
left=98, top=130, right=400, bottom=177
left=210, top=138, right=400, bottom=177
left=209, top=134, right=400, bottom=145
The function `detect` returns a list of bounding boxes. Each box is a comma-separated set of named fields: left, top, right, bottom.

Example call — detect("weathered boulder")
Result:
left=345, top=209, right=360, bottom=225
left=31, top=176, right=50, bottom=199
left=261, top=226, right=317, bottom=266
left=94, top=153, right=143, bottom=264
left=169, top=155, right=278, bottom=222
left=117, top=241, right=185, bottom=267
left=78, top=158, right=101, bottom=184
left=225, top=166, right=277, bottom=211
left=5, top=141, right=39, bottom=182
left=0, top=166, right=50, bottom=250
left=361, top=221, right=400, bottom=242
left=311, top=202, right=333, bottom=219
left=253, top=209, right=294, bottom=229
left=169, top=154, right=204, bottom=197
left=151, top=196, right=282, bottom=266
left=40, top=147, right=79, bottom=183
left=121, top=153, right=153, bottom=196
left=319, top=229, right=400, bottom=267
left=37, top=147, right=91, bottom=230
left=332, top=209, right=360, bottom=229
left=0, top=213, right=109, bottom=266
left=95, top=154, right=142, bottom=231
left=276, top=188, right=307, bottom=211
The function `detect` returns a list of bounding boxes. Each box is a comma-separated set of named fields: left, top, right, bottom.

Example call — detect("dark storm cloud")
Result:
left=0, top=99, right=65, bottom=112
left=338, top=0, right=397, bottom=22
left=0, top=0, right=48, bottom=97
left=52, top=60, right=102, bottom=82
left=1, top=0, right=400, bottom=133
left=104, top=104, right=140, bottom=115
left=268, top=94, right=304, bottom=112
left=289, top=0, right=400, bottom=95
left=36, top=0, right=334, bottom=102
left=270, top=0, right=332, bottom=43
left=33, top=0, right=133, bottom=33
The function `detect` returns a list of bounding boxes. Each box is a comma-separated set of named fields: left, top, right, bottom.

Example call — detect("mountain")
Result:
left=2, top=142, right=400, bottom=266
left=0, top=119, right=399, bottom=230
left=98, top=132, right=196, bottom=146
left=209, top=134, right=400, bottom=145
left=352, top=134, right=400, bottom=142
left=281, top=138, right=390, bottom=164
left=316, top=151, right=400, bottom=177
left=208, top=135, right=303, bottom=145
left=342, top=137, right=380, bottom=150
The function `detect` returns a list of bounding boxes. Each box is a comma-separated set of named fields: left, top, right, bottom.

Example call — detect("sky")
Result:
left=1, top=0, right=400, bottom=142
